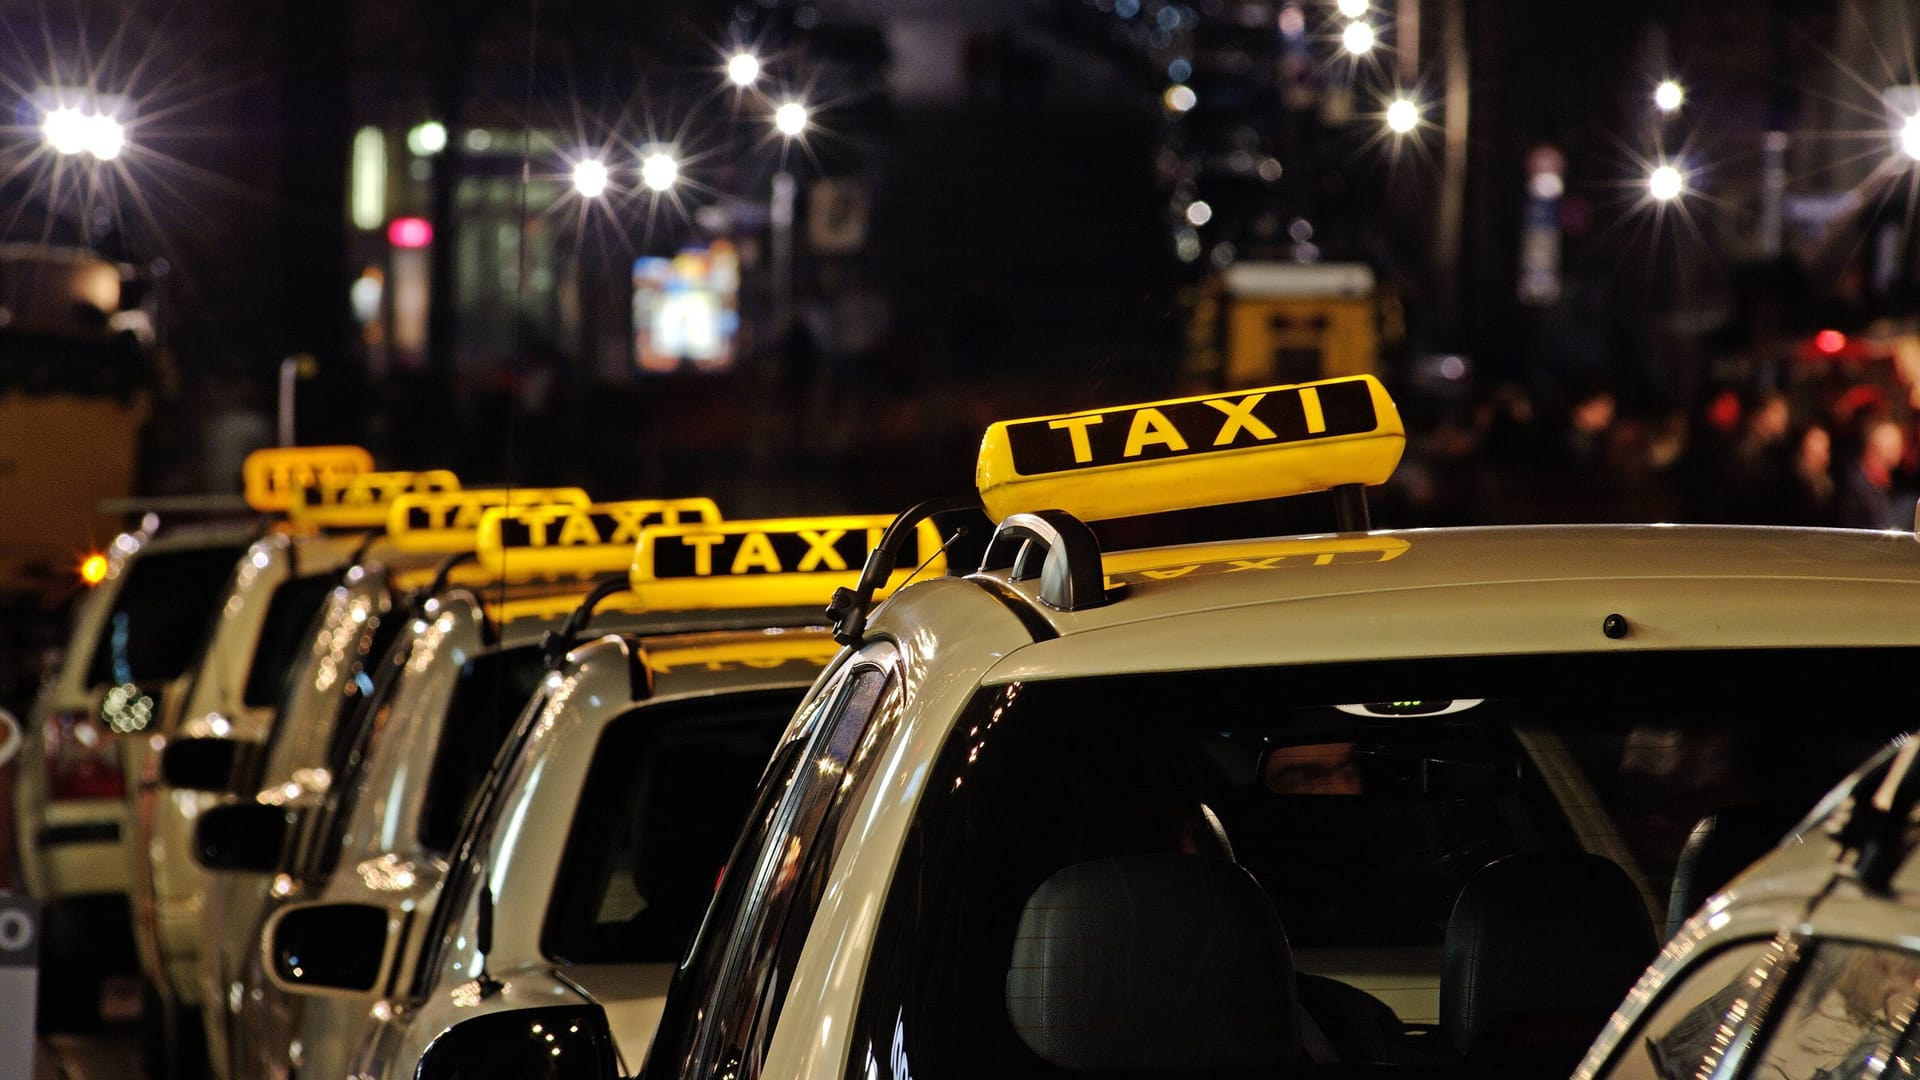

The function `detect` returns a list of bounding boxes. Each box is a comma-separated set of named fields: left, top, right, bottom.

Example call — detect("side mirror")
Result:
left=262, top=900, right=399, bottom=998
left=416, top=1006, right=619, bottom=1080
left=192, top=802, right=298, bottom=872
left=161, top=736, right=256, bottom=793
left=0, top=708, right=20, bottom=767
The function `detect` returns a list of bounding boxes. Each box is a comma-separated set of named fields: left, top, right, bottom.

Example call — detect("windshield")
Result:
left=415, top=644, right=549, bottom=853
left=846, top=647, right=1913, bottom=1078
left=83, top=544, right=246, bottom=688
left=240, top=573, right=341, bottom=707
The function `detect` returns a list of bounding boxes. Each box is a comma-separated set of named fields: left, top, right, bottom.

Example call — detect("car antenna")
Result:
left=828, top=494, right=979, bottom=645
left=1841, top=735, right=1920, bottom=895
left=473, top=875, right=505, bottom=999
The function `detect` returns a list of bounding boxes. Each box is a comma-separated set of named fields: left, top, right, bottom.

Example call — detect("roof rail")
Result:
left=827, top=495, right=979, bottom=646
left=977, top=510, right=1109, bottom=613
left=544, top=574, right=632, bottom=670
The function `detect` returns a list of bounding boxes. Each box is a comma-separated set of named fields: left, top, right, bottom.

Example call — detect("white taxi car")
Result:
left=312, top=513, right=941, bottom=1080
left=621, top=376, right=1920, bottom=1080
left=204, top=496, right=723, bottom=1080
left=1567, top=728, right=1920, bottom=1080
left=11, top=515, right=254, bottom=1028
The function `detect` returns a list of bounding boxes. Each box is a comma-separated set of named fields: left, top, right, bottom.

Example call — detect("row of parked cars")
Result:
left=14, top=374, right=1920, bottom=1080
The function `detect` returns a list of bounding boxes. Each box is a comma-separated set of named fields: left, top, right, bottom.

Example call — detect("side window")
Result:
left=1598, top=935, right=1797, bottom=1080
left=1748, top=940, right=1920, bottom=1079
left=677, top=650, right=902, bottom=1080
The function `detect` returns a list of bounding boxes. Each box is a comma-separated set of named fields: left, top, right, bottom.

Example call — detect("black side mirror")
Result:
left=161, top=736, right=253, bottom=793
left=192, top=802, right=297, bottom=872
left=416, top=1006, right=619, bottom=1080
left=263, top=901, right=397, bottom=997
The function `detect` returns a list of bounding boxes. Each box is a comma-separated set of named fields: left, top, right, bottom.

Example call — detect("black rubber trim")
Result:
left=965, top=575, right=1061, bottom=643
left=38, top=822, right=120, bottom=846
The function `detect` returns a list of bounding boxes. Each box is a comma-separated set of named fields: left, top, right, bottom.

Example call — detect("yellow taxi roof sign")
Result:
left=476, top=498, right=722, bottom=579
left=975, top=375, right=1404, bottom=523
left=287, top=470, right=462, bottom=528
left=242, top=445, right=376, bottom=513
left=386, top=487, right=592, bottom=553
left=632, top=515, right=944, bottom=610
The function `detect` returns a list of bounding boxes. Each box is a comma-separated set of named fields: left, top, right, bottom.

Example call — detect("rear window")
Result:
left=541, top=690, right=798, bottom=965
left=415, top=646, right=550, bottom=853
left=241, top=574, right=341, bottom=706
left=84, top=544, right=247, bottom=687
left=848, top=648, right=1915, bottom=1079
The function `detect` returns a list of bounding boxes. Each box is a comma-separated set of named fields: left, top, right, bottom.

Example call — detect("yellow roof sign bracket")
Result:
left=541, top=575, right=634, bottom=672
left=977, top=510, right=1109, bottom=613
left=827, top=495, right=981, bottom=645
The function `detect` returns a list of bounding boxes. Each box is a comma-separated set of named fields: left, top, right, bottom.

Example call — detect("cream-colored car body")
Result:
left=347, top=626, right=835, bottom=1080
left=130, top=529, right=364, bottom=1014
left=631, top=524, right=1920, bottom=1080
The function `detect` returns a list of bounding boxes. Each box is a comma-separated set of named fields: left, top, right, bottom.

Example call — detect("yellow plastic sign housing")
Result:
left=386, top=487, right=592, bottom=553
left=287, top=470, right=462, bottom=528
left=975, top=375, right=1405, bottom=523
left=242, top=446, right=376, bottom=513
left=632, top=515, right=945, bottom=610
left=476, top=498, right=723, bottom=579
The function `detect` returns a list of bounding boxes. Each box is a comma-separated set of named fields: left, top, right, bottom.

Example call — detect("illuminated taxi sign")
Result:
left=386, top=487, right=591, bottom=553
left=976, top=375, right=1404, bottom=523
left=241, top=445, right=376, bottom=512
left=1101, top=536, right=1409, bottom=589
left=476, top=498, right=722, bottom=578
left=287, top=470, right=462, bottom=528
left=632, top=515, right=945, bottom=610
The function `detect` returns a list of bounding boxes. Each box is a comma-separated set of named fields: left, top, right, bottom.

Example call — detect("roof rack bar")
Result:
left=978, top=510, right=1108, bottom=613
left=544, top=574, right=632, bottom=670
left=415, top=551, right=478, bottom=610
left=1842, top=734, right=1920, bottom=894
left=828, top=494, right=979, bottom=646
left=1331, top=483, right=1371, bottom=533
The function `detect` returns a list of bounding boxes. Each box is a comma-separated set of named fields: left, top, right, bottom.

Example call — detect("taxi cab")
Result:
left=308, top=513, right=940, bottom=1080
left=131, top=449, right=462, bottom=1074
left=1570, top=732, right=1920, bottom=1080
left=627, top=376, right=1920, bottom=1080
left=11, top=513, right=254, bottom=1028
left=199, top=495, right=726, bottom=1080
left=175, top=483, right=594, bottom=1079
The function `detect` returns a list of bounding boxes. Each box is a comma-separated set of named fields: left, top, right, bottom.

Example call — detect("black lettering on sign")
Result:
left=1004, top=381, right=1377, bottom=474
left=498, top=506, right=669, bottom=548
left=648, top=527, right=886, bottom=578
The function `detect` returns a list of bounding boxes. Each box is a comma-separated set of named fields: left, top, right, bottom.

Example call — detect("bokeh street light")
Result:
left=727, top=51, right=761, bottom=88
left=774, top=101, right=809, bottom=137
left=1649, top=163, right=1684, bottom=202
left=1185, top=200, right=1213, bottom=226
left=1163, top=84, right=1197, bottom=113
left=1654, top=79, right=1684, bottom=113
left=572, top=158, right=609, bottom=198
left=1341, top=21, right=1375, bottom=56
left=640, top=149, right=679, bottom=192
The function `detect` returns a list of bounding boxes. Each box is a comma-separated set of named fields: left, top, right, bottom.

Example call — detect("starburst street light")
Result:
left=1900, top=113, right=1920, bottom=162
left=1385, top=97, right=1418, bottom=134
left=1649, top=163, right=1684, bottom=202
left=38, top=93, right=128, bottom=160
left=727, top=51, right=761, bottom=88
left=1341, top=21, right=1375, bottom=56
left=774, top=101, right=809, bottom=137
left=1336, top=0, right=1368, bottom=16
left=572, top=158, right=609, bottom=198
left=640, top=149, right=679, bottom=192
left=1654, top=79, right=1684, bottom=114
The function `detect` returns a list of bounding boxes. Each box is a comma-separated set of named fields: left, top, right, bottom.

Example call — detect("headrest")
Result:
left=1006, top=853, right=1298, bottom=1071
left=1442, top=852, right=1656, bottom=1066
left=1666, top=804, right=1796, bottom=938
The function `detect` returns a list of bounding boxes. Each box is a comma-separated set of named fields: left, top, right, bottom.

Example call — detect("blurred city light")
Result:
left=727, top=52, right=761, bottom=88
left=1163, top=84, right=1198, bottom=113
left=639, top=151, right=677, bottom=193
left=1815, top=329, right=1847, bottom=355
left=407, top=121, right=447, bottom=156
left=41, top=106, right=124, bottom=159
left=1901, top=113, right=1920, bottom=161
left=1385, top=97, right=1418, bottom=134
left=79, top=553, right=108, bottom=586
left=1185, top=199, right=1213, bottom=226
left=1654, top=79, right=1684, bottom=113
left=1342, top=21, right=1375, bottom=55
left=775, top=101, right=810, bottom=137
left=388, top=216, right=433, bottom=247
left=1336, top=0, right=1368, bottom=16
left=574, top=158, right=611, bottom=197
left=1648, top=163, right=1684, bottom=202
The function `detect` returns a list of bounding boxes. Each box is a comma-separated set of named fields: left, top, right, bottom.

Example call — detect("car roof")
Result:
left=894, top=523, right=1920, bottom=681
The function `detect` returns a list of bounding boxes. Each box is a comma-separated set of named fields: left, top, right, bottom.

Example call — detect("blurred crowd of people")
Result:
left=1388, top=363, right=1920, bottom=531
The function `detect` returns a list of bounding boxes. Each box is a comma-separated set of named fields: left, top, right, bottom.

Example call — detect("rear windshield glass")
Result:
left=84, top=544, right=247, bottom=687
left=241, top=573, right=341, bottom=707
left=416, top=646, right=549, bottom=853
left=541, top=690, right=797, bottom=965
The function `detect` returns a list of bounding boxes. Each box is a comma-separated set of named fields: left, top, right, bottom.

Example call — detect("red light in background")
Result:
left=388, top=217, right=432, bottom=248
left=1815, top=329, right=1846, bottom=355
